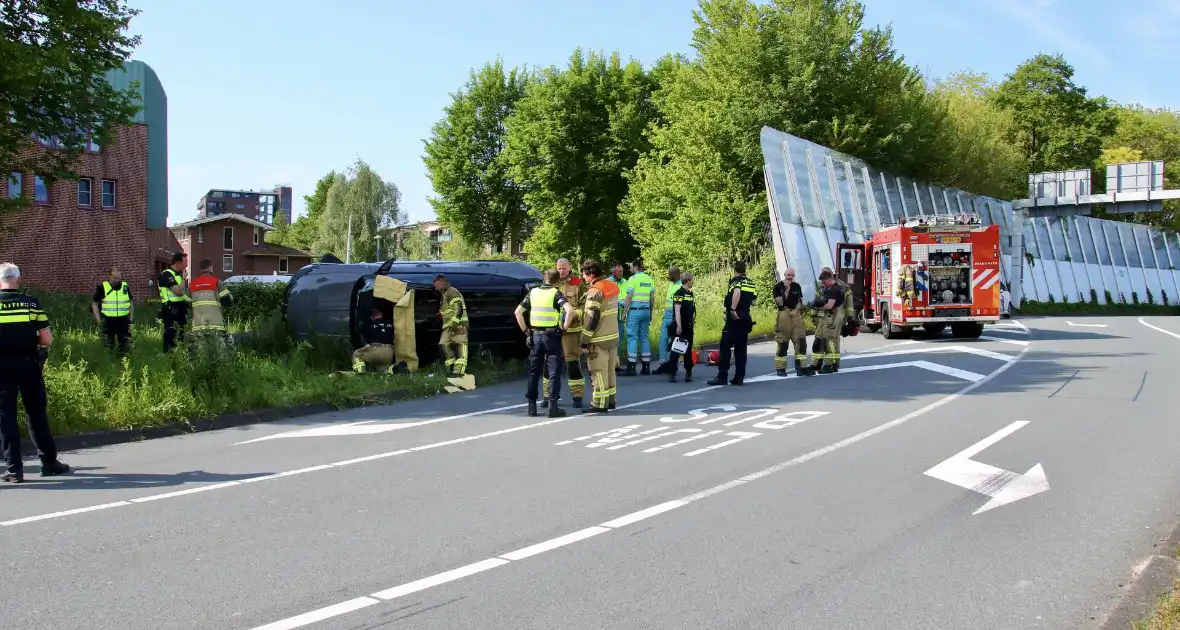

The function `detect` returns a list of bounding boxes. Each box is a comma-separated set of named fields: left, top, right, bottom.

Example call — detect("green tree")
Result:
left=314, top=161, right=404, bottom=262
left=394, top=229, right=433, bottom=260
left=990, top=53, right=1117, bottom=175
left=1, top=0, right=144, bottom=216
left=505, top=48, right=655, bottom=267
left=622, top=0, right=947, bottom=271
left=931, top=72, right=1027, bottom=199
left=423, top=59, right=532, bottom=253
left=1097, top=105, right=1180, bottom=229
left=266, top=209, right=291, bottom=246
left=282, top=171, right=335, bottom=252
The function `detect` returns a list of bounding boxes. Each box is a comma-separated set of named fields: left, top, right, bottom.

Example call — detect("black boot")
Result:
left=641, top=362, right=651, bottom=375
left=528, top=400, right=538, bottom=417
left=41, top=460, right=70, bottom=477
left=831, top=359, right=839, bottom=374
left=573, top=397, right=583, bottom=409
left=625, top=362, right=637, bottom=377
left=776, top=368, right=788, bottom=377
left=707, top=373, right=728, bottom=386
left=2, top=471, right=23, bottom=483
left=608, top=395, right=617, bottom=410
left=584, top=404, right=608, bottom=414
left=668, top=370, right=677, bottom=383
left=548, top=403, right=567, bottom=418
left=684, top=370, right=692, bottom=383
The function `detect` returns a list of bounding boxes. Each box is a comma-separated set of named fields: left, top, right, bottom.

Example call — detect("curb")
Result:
left=1099, top=519, right=1180, bottom=630
left=29, top=368, right=529, bottom=454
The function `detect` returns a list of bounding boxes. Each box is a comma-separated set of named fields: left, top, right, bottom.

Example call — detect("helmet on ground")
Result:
left=707, top=350, right=720, bottom=365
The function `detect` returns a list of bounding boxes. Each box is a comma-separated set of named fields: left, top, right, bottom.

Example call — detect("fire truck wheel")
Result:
left=880, top=307, right=898, bottom=339
left=922, top=323, right=947, bottom=336
left=950, top=322, right=984, bottom=338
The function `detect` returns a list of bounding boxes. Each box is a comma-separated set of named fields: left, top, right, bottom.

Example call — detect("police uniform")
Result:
left=0, top=289, right=68, bottom=482
left=158, top=267, right=190, bottom=352
left=812, top=282, right=846, bottom=374
left=93, top=279, right=132, bottom=352
left=544, top=274, right=584, bottom=407
left=662, top=285, right=695, bottom=382
left=438, top=285, right=469, bottom=376
left=580, top=277, right=620, bottom=412
left=773, top=280, right=810, bottom=376
left=709, top=274, right=757, bottom=386
left=518, top=283, right=569, bottom=417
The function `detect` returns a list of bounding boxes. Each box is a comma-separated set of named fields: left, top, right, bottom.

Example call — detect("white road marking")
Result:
left=683, top=431, right=761, bottom=457
left=746, top=360, right=986, bottom=383
left=1138, top=317, right=1180, bottom=340
left=499, top=526, right=611, bottom=561
left=249, top=597, right=382, bottom=630
left=642, top=430, right=725, bottom=452
left=235, top=420, right=441, bottom=444
left=979, top=335, right=1031, bottom=347
left=248, top=346, right=1032, bottom=630
left=839, top=344, right=1016, bottom=363
left=983, top=326, right=1030, bottom=336
left=607, top=428, right=701, bottom=450
left=129, top=482, right=242, bottom=502
left=923, top=420, right=1051, bottom=515
left=1065, top=320, right=1108, bottom=328
left=0, top=501, right=132, bottom=526
left=555, top=425, right=642, bottom=446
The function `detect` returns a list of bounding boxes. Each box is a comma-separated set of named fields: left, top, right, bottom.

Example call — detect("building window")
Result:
left=253, top=226, right=260, bottom=245
left=77, top=178, right=92, bottom=206
left=223, top=226, right=233, bottom=250
left=212, top=191, right=224, bottom=198
left=279, top=256, right=288, bottom=273
left=34, top=176, right=49, bottom=204
left=87, top=137, right=101, bottom=153
left=7, top=172, right=21, bottom=199
left=101, top=180, right=116, bottom=208
left=235, top=202, right=244, bottom=209
left=197, top=226, right=204, bottom=243
left=222, top=254, right=233, bottom=273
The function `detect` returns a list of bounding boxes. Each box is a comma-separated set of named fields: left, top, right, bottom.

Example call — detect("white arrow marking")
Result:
left=979, top=335, right=1030, bottom=347
left=841, top=344, right=1017, bottom=363
left=744, top=360, right=985, bottom=384
left=1065, top=320, right=1108, bottom=328
left=235, top=420, right=439, bottom=444
left=924, top=421, right=1050, bottom=515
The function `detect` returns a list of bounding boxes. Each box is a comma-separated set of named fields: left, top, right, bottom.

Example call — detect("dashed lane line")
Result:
left=248, top=346, right=1030, bottom=630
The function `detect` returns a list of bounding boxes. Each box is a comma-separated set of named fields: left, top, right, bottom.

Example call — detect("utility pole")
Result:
left=346, top=214, right=353, bottom=264
left=375, top=234, right=383, bottom=261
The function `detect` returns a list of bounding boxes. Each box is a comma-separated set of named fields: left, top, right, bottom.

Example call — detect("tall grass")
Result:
left=641, top=258, right=779, bottom=350
left=20, top=287, right=516, bottom=437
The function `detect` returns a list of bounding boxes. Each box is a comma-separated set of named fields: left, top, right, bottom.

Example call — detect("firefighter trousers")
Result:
left=774, top=309, right=807, bottom=370
left=440, top=326, right=468, bottom=376
left=585, top=339, right=618, bottom=410
left=545, top=333, right=584, bottom=400
left=353, top=343, right=395, bottom=373
left=812, top=310, right=844, bottom=372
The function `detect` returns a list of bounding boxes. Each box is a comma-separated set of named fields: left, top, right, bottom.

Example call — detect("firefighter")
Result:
left=543, top=258, right=585, bottom=408
left=708, top=261, right=757, bottom=386
left=773, top=267, right=813, bottom=377
left=188, top=258, right=234, bottom=354
left=811, top=270, right=845, bottom=374
left=350, top=307, right=396, bottom=374
left=622, top=259, right=654, bottom=376
left=0, top=262, right=70, bottom=483
left=433, top=274, right=469, bottom=377
left=158, top=252, right=191, bottom=352
left=515, top=269, right=576, bottom=418
left=91, top=266, right=133, bottom=353
left=579, top=259, right=620, bottom=413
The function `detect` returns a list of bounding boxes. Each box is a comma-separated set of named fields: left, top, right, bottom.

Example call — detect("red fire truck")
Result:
left=835, top=214, right=1003, bottom=339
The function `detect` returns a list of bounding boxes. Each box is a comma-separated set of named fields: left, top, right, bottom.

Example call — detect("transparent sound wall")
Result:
left=760, top=126, right=1180, bottom=307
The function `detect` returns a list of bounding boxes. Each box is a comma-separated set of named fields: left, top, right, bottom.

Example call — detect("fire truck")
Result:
left=835, top=214, right=1003, bottom=339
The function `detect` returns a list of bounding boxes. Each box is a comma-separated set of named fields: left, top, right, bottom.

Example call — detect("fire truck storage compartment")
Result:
left=926, top=244, right=972, bottom=306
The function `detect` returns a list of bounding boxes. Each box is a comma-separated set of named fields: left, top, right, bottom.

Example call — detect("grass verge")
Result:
left=1136, top=575, right=1180, bottom=630
left=18, top=288, right=524, bottom=438
left=1014, top=299, right=1180, bottom=316
left=643, top=259, right=779, bottom=350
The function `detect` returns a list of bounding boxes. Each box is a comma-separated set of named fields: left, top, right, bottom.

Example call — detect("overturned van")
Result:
left=281, top=259, right=543, bottom=369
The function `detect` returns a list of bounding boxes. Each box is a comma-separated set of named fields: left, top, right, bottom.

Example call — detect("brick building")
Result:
left=171, top=213, right=313, bottom=280
left=0, top=60, right=175, bottom=297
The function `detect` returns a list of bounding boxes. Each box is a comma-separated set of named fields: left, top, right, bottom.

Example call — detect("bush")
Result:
left=644, top=257, right=779, bottom=350
left=223, top=280, right=287, bottom=325
left=1013, top=299, right=1179, bottom=316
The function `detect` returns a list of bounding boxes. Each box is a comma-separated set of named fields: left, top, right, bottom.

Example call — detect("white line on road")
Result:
left=979, top=335, right=1031, bottom=347
left=248, top=347, right=1031, bottom=630
left=1065, top=320, right=1108, bottom=328
left=1138, top=317, right=1180, bottom=340
left=839, top=344, right=1016, bottom=363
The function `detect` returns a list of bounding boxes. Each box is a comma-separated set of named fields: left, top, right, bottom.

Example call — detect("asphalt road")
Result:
left=2, top=316, right=1178, bottom=629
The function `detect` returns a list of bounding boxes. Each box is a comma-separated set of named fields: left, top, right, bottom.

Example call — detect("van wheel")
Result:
left=951, top=322, right=984, bottom=338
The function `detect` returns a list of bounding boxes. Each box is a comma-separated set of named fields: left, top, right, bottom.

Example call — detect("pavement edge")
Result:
left=1099, top=518, right=1180, bottom=630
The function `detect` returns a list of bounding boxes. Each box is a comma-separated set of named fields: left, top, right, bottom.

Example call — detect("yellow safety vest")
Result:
left=627, top=272, right=653, bottom=306
left=159, top=269, right=188, bottom=303
left=527, top=286, right=561, bottom=328
left=100, top=281, right=130, bottom=317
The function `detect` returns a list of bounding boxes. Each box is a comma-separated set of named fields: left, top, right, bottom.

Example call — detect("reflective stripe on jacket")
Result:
left=582, top=279, right=620, bottom=344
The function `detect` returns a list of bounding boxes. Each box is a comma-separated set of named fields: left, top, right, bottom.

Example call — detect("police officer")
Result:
left=515, top=269, right=576, bottom=418
left=708, top=261, right=757, bottom=386
left=434, top=274, right=469, bottom=377
left=91, top=265, right=133, bottom=353
left=0, top=263, right=70, bottom=483
left=773, top=267, right=813, bottom=377
left=158, top=252, right=190, bottom=352
left=657, top=266, right=682, bottom=364
left=656, top=272, right=696, bottom=382
left=812, top=269, right=845, bottom=374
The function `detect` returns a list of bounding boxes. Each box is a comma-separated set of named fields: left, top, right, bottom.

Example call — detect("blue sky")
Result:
left=125, top=0, right=1178, bottom=227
